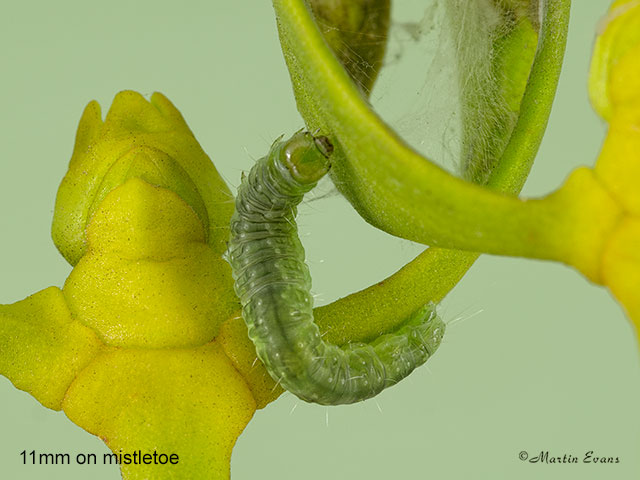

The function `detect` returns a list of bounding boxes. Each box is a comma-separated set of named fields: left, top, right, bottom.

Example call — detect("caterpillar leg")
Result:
left=228, top=131, right=445, bottom=405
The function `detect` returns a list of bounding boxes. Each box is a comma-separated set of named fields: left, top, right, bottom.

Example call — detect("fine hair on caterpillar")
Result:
left=227, top=131, right=445, bottom=405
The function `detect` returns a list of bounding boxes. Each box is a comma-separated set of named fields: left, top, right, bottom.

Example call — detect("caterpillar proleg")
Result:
left=227, top=131, right=445, bottom=405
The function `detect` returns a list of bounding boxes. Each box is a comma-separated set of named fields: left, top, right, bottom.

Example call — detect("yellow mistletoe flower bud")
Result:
left=62, top=344, right=256, bottom=480
left=589, top=0, right=640, bottom=120
left=601, top=219, right=640, bottom=337
left=2, top=91, right=283, bottom=479
left=52, top=91, right=234, bottom=266
left=0, top=287, right=102, bottom=410
left=588, top=1, right=640, bottom=333
left=62, top=178, right=237, bottom=348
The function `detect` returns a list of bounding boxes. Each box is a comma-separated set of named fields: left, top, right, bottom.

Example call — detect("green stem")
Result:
left=457, top=0, right=539, bottom=184
left=315, top=248, right=478, bottom=345
left=315, top=166, right=623, bottom=343
left=487, top=0, right=572, bottom=193
left=273, top=0, right=572, bottom=260
left=273, top=0, right=587, bottom=342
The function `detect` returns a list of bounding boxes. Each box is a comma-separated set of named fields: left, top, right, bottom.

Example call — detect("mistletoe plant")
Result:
left=1, top=0, right=638, bottom=479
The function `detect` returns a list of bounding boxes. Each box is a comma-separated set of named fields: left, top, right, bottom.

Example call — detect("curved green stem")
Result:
left=487, top=0, right=573, bottom=193
left=273, top=0, right=572, bottom=259
left=273, top=0, right=599, bottom=344
left=315, top=167, right=621, bottom=348
left=456, top=0, right=539, bottom=184
left=315, top=248, right=478, bottom=345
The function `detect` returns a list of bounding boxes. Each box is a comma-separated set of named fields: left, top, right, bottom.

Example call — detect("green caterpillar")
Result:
left=227, top=131, right=445, bottom=405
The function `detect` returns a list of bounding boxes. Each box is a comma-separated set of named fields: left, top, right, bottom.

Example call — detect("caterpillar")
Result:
left=227, top=131, right=445, bottom=405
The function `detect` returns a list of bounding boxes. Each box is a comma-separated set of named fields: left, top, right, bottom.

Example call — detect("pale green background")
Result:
left=1, top=1, right=639, bottom=479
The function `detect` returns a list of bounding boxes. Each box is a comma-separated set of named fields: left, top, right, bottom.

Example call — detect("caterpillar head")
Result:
left=281, top=131, right=333, bottom=184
